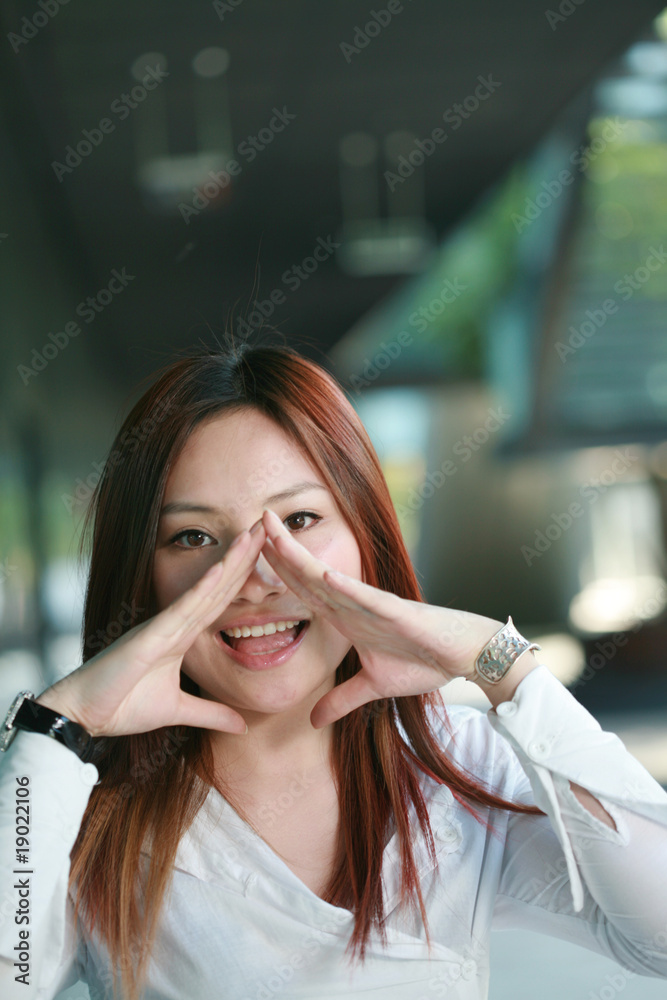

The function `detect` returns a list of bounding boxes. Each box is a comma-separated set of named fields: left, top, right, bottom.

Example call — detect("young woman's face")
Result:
left=152, top=407, right=364, bottom=717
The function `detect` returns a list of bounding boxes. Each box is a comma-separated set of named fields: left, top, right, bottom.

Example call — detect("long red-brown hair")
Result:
left=69, top=336, right=544, bottom=999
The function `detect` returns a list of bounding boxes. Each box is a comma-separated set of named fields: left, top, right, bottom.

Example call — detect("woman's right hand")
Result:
left=35, top=521, right=268, bottom=738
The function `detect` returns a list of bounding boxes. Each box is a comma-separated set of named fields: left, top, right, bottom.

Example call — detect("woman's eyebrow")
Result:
left=160, top=481, right=328, bottom=517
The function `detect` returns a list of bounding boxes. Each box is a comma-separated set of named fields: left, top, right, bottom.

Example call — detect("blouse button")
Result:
left=462, top=959, right=477, bottom=979
left=80, top=763, right=99, bottom=786
left=528, top=739, right=549, bottom=758
left=439, top=824, right=459, bottom=842
left=495, top=701, right=517, bottom=717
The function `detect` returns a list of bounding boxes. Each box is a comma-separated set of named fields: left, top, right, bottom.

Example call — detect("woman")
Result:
left=1, top=340, right=666, bottom=1000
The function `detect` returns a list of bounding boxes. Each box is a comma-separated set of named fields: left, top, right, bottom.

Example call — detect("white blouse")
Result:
left=1, top=663, right=666, bottom=999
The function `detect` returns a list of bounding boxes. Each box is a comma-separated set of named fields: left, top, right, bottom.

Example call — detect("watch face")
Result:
left=0, top=693, right=36, bottom=752
left=0, top=723, right=18, bottom=751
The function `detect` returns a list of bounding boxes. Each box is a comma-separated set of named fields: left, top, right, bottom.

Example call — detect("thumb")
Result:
left=173, top=692, right=248, bottom=735
left=310, top=673, right=379, bottom=730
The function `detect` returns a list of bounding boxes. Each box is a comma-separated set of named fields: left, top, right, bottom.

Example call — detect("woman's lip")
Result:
left=214, top=621, right=310, bottom=671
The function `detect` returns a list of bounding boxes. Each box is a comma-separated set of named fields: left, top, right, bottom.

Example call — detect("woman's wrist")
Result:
left=35, top=687, right=90, bottom=731
left=451, top=614, right=542, bottom=709
left=445, top=614, right=505, bottom=682
left=472, top=649, right=541, bottom=710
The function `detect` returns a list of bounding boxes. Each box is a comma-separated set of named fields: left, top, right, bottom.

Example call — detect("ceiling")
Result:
left=1, top=0, right=665, bottom=403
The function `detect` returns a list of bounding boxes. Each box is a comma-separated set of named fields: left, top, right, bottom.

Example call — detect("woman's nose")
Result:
left=238, top=549, right=287, bottom=594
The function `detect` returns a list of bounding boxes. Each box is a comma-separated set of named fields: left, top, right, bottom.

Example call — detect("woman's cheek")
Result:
left=308, top=529, right=362, bottom=574
left=152, top=555, right=197, bottom=611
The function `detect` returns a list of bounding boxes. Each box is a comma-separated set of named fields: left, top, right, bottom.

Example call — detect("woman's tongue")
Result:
left=228, top=624, right=300, bottom=654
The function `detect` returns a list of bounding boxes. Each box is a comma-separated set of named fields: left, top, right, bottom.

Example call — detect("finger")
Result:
left=322, top=569, right=401, bottom=620
left=262, top=515, right=330, bottom=583
left=173, top=692, right=248, bottom=735
left=262, top=509, right=398, bottom=620
left=259, top=520, right=361, bottom=614
left=260, top=536, right=335, bottom=613
left=310, top=673, right=381, bottom=729
left=264, top=533, right=398, bottom=623
left=261, top=535, right=344, bottom=605
left=151, top=527, right=268, bottom=650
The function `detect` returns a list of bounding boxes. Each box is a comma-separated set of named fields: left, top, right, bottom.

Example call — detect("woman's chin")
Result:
left=237, top=677, right=329, bottom=713
left=183, top=640, right=338, bottom=719
left=203, top=675, right=333, bottom=721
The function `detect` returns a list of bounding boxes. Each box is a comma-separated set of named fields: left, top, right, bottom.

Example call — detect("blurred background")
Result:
left=2, top=1, right=667, bottom=996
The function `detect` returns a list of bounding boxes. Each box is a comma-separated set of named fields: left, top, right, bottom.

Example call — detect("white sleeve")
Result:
left=487, top=663, right=667, bottom=977
left=0, top=730, right=98, bottom=999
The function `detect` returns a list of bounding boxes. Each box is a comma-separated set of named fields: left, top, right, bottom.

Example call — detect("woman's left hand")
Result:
left=260, top=508, right=503, bottom=729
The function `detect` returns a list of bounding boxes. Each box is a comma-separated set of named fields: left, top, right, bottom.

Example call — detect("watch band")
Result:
left=0, top=690, right=95, bottom=763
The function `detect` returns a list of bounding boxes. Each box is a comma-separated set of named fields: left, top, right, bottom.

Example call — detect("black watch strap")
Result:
left=0, top=691, right=95, bottom=763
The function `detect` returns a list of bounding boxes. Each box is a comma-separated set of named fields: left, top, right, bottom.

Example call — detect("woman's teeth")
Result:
left=221, top=619, right=309, bottom=654
left=222, top=619, right=302, bottom=639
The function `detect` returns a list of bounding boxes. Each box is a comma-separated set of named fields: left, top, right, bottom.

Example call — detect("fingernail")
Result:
left=229, top=530, right=248, bottom=549
left=249, top=518, right=264, bottom=535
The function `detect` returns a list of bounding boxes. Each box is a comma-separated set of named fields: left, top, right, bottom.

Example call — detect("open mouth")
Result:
left=220, top=619, right=309, bottom=653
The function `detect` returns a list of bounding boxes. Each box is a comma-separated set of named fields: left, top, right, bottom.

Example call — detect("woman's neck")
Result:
left=209, top=717, right=335, bottom=789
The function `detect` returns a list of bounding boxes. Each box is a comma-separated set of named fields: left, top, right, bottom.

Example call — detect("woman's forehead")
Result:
left=163, top=410, right=325, bottom=502
left=180, top=410, right=301, bottom=460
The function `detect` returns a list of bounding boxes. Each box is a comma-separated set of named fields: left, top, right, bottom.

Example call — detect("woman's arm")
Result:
left=0, top=730, right=96, bottom=999
left=0, top=521, right=269, bottom=998
left=484, top=661, right=667, bottom=976
left=255, top=511, right=667, bottom=972
left=475, top=648, right=618, bottom=830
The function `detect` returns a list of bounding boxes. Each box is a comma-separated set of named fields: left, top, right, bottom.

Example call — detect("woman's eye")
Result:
left=172, top=530, right=215, bottom=549
left=284, top=511, right=320, bottom=532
